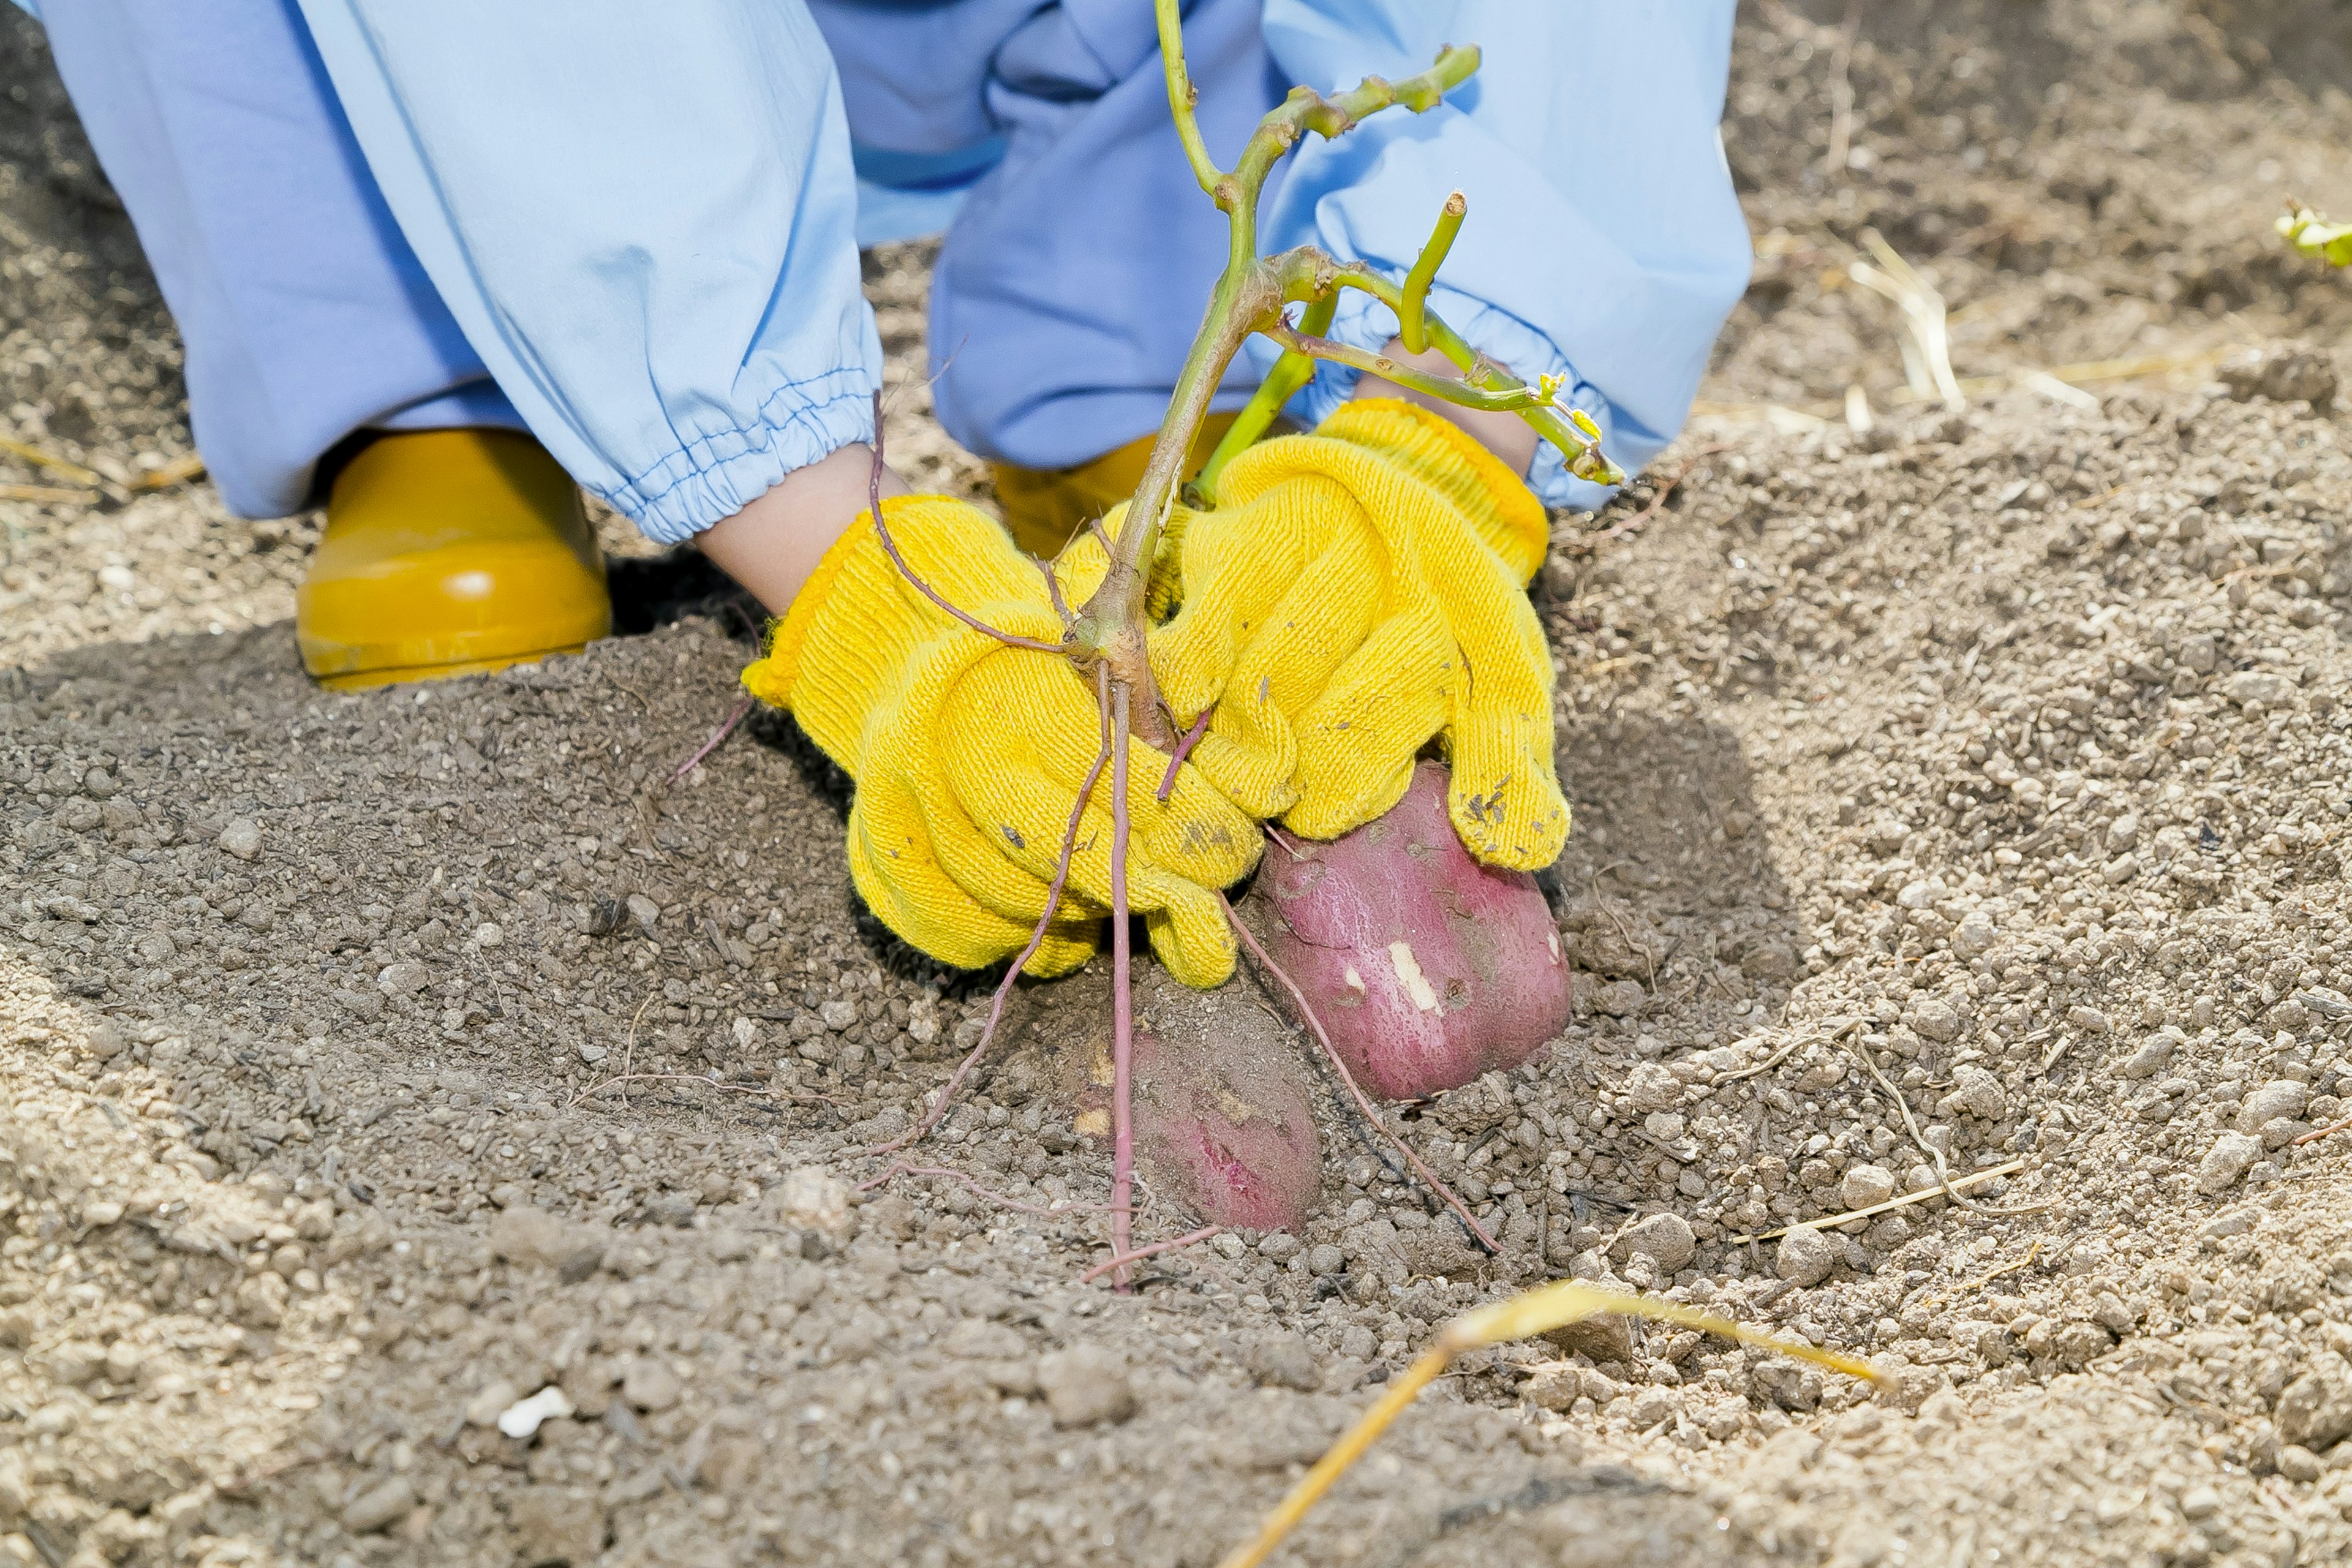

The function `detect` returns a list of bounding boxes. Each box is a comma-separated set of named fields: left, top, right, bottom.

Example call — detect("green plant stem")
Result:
left=1284, top=249, right=1626, bottom=486
left=1193, top=294, right=1333, bottom=501
left=1261, top=322, right=1556, bottom=413
left=1196, top=244, right=1626, bottom=504
left=1398, top=190, right=1465, bottom=354
left=1153, top=0, right=1220, bottom=197
left=1070, top=31, right=1482, bottom=697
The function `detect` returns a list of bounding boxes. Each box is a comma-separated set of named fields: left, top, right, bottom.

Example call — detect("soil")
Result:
left=10, top=4, right=2352, bottom=1566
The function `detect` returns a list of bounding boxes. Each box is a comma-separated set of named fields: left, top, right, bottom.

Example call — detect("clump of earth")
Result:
left=9, top=4, right=2352, bottom=1565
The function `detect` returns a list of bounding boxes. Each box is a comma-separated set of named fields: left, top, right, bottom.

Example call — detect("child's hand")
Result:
left=742, top=496, right=1261, bottom=986
left=1148, top=399, right=1567, bottom=870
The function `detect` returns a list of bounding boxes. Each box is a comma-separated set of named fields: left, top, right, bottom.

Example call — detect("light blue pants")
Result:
left=29, top=1, right=1749, bottom=539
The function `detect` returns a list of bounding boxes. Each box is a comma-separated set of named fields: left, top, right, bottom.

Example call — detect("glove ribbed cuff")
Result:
left=1317, top=399, right=1551, bottom=585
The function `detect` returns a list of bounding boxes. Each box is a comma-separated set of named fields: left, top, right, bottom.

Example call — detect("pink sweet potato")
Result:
left=1263, top=760, right=1569, bottom=1101
left=1073, top=968, right=1324, bottom=1233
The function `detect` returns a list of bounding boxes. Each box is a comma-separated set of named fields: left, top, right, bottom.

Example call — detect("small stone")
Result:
left=2177, top=1483, right=2222, bottom=1521
left=464, top=1379, right=522, bottom=1428
left=1036, top=1346, right=1136, bottom=1428
left=102, top=1340, right=144, bottom=1385
left=216, top=819, right=263, bottom=861
left=1245, top=1333, right=1323, bottom=1393
left=624, top=893, right=660, bottom=931
left=1776, top=1225, right=1836, bottom=1287
left=2223, top=671, right=2296, bottom=710
left=1623, top=1063, right=1681, bottom=1113
left=1911, top=1000, right=1960, bottom=1042
left=233, top=1272, right=289, bottom=1329
left=2278, top=1444, right=2324, bottom=1483
left=2197, top=1132, right=2262, bottom=1194
left=81, top=1200, right=124, bottom=1228
left=2067, top=1006, right=2110, bottom=1035
left=343, top=1476, right=417, bottom=1534
left=474, top=923, right=504, bottom=949
left=576, top=1043, right=608, bottom=1065
left=776, top=1167, right=851, bottom=1232
left=1257, top=1233, right=1302, bottom=1265
left=620, top=1358, right=682, bottom=1413
left=2276, top=1366, right=2352, bottom=1450
left=820, top=998, right=859, bottom=1032
left=1621, top=1212, right=1696, bottom=1273
left=45, top=1342, right=105, bottom=1386
left=488, top=1206, right=607, bottom=1280
left=81, top=766, right=116, bottom=799
left=1940, top=1065, right=2007, bottom=1120
left=496, top=1386, right=577, bottom=1439
left=1306, top=1243, right=1346, bottom=1276
left=377, top=961, right=431, bottom=997
left=2119, top=1030, right=2180, bottom=1080
left=2237, top=1080, right=2309, bottom=1134
left=506, top=1485, right=606, bottom=1564
left=1952, top=914, right=1996, bottom=958
left=1590, top=978, right=1646, bottom=1018
left=1841, top=1164, right=1897, bottom=1211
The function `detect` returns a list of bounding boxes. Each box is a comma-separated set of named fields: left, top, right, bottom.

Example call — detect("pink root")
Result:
left=1108, top=681, right=1139, bottom=1289
left=867, top=665, right=1114, bottom=1159
left=1080, top=1224, right=1223, bottom=1285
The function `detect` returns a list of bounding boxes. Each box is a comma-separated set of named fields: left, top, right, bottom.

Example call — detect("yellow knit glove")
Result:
left=1148, top=399, right=1567, bottom=869
left=740, top=496, right=1261, bottom=987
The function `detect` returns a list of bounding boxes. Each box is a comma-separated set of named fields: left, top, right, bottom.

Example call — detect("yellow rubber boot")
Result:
left=298, top=428, right=612, bottom=690
left=991, top=411, right=1248, bottom=561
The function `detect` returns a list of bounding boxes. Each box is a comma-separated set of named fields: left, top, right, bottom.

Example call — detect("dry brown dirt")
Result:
left=10, top=4, right=2352, bottom=1566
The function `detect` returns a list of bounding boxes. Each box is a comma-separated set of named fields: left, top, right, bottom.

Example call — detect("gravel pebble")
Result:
left=1776, top=1224, right=1837, bottom=1286
left=1622, top=1212, right=1696, bottom=1273
left=2197, top=1133, right=2263, bottom=1194
left=1036, top=1346, right=1137, bottom=1428
left=342, top=1476, right=417, bottom=1534
left=621, top=1357, right=682, bottom=1413
left=1841, top=1164, right=1898, bottom=1210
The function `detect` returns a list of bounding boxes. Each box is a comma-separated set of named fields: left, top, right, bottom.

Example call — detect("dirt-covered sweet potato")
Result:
left=1071, top=967, right=1323, bottom=1233
left=1263, top=761, right=1569, bottom=1100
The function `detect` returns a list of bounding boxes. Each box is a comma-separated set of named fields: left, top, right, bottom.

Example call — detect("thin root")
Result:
left=868, top=665, right=1114, bottom=1158
left=1080, top=1224, right=1223, bottom=1285
left=1728, top=1157, right=2025, bottom=1245
left=669, top=693, right=756, bottom=783
left=1156, top=705, right=1214, bottom=802
left=865, top=390, right=1062, bottom=655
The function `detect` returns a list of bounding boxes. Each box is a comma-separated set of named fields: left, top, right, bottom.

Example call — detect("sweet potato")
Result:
left=1262, top=761, right=1569, bottom=1100
left=1073, top=967, right=1323, bottom=1233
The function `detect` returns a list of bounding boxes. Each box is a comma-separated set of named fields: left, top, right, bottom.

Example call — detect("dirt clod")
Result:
left=1036, top=1346, right=1137, bottom=1429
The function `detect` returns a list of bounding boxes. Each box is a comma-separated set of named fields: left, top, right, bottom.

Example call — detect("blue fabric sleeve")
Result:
left=1251, top=0, right=1751, bottom=509
left=293, top=0, right=883, bottom=545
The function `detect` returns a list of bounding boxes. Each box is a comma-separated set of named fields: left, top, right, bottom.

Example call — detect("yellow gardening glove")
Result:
left=740, top=496, right=1261, bottom=987
left=1147, top=398, right=1567, bottom=869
